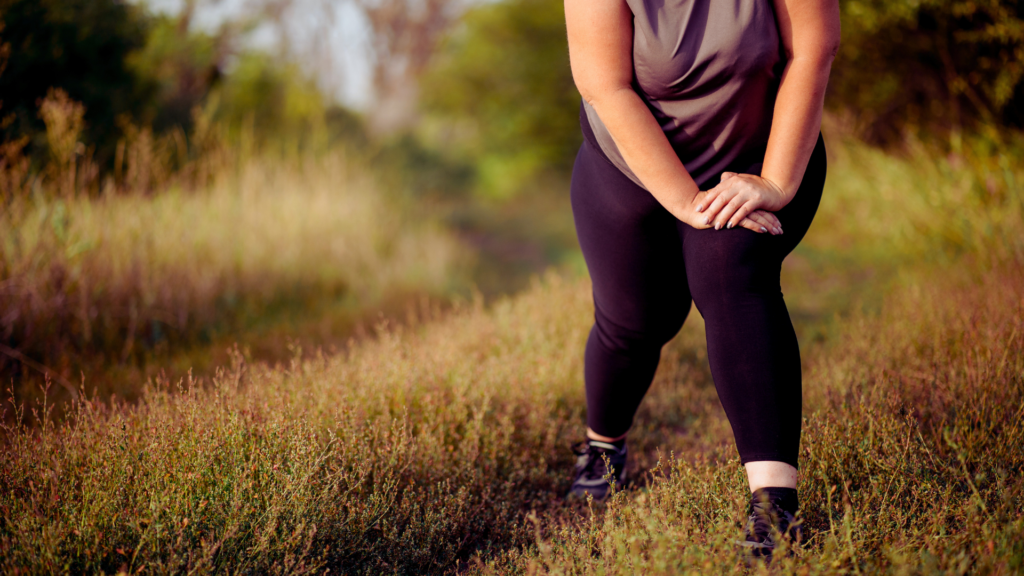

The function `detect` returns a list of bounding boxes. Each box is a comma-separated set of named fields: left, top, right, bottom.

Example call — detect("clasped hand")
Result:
left=681, top=172, right=788, bottom=235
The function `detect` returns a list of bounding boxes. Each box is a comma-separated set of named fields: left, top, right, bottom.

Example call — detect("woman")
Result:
left=563, top=0, right=840, bottom=557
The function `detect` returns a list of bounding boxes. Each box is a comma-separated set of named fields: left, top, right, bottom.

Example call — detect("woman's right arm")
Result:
left=564, top=0, right=779, bottom=234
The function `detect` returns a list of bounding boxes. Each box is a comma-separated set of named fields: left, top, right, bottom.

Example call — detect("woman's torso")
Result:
left=583, top=0, right=783, bottom=188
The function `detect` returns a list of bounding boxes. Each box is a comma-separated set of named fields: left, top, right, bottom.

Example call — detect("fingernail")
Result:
left=715, top=223, right=721, bottom=230
left=760, top=226, right=768, bottom=233
left=703, top=217, right=710, bottom=225
left=727, top=222, right=734, bottom=229
left=696, top=204, right=704, bottom=212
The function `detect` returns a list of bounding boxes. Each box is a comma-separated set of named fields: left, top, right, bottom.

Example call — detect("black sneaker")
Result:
left=738, top=487, right=803, bottom=561
left=566, top=440, right=627, bottom=501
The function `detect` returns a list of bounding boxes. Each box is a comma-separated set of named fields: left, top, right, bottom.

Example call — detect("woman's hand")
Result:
left=680, top=190, right=785, bottom=235
left=696, top=173, right=788, bottom=234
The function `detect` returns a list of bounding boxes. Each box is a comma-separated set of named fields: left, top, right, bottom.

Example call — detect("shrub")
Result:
left=0, top=150, right=466, bottom=406
left=829, top=0, right=1024, bottom=146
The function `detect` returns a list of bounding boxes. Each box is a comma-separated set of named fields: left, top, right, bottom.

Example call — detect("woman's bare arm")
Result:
left=564, top=0, right=780, bottom=234
left=698, top=0, right=840, bottom=230
left=761, top=0, right=841, bottom=197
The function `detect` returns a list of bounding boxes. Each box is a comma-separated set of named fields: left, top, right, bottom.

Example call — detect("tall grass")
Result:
left=778, top=122, right=1024, bottom=344
left=506, top=265, right=1024, bottom=575
left=0, top=272, right=591, bottom=573
left=811, top=121, right=1023, bottom=265
left=2, top=261, right=1021, bottom=573
left=0, top=151, right=466, bottom=403
left=1, top=127, right=1022, bottom=572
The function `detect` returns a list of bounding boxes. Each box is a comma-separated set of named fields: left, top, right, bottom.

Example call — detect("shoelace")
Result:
left=745, top=508, right=777, bottom=545
left=570, top=441, right=616, bottom=480
left=746, top=499, right=799, bottom=546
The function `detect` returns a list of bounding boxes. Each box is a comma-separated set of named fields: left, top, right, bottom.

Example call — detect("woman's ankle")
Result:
left=744, top=460, right=798, bottom=491
left=586, top=427, right=627, bottom=445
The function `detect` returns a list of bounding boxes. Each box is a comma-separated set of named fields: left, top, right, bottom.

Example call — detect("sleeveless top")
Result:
left=582, top=0, right=784, bottom=188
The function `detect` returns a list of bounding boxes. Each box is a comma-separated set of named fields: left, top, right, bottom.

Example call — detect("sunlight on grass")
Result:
left=779, top=123, right=1024, bottom=346
left=810, top=122, right=1022, bottom=265
left=1, top=127, right=1022, bottom=573
left=0, top=152, right=467, bottom=401
left=2, top=263, right=1021, bottom=573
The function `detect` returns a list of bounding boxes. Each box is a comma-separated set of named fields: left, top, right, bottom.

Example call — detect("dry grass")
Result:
left=503, top=265, right=1023, bottom=575
left=0, top=272, right=592, bottom=573
left=777, top=122, right=1024, bottom=345
left=810, top=122, right=1022, bottom=266
left=1, top=260, right=1021, bottom=573
left=0, top=151, right=466, bottom=404
left=1, top=126, right=1022, bottom=573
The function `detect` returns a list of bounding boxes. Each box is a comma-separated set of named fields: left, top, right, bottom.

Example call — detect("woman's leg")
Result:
left=680, top=134, right=827, bottom=476
left=682, top=226, right=805, bottom=467
left=570, top=138, right=691, bottom=440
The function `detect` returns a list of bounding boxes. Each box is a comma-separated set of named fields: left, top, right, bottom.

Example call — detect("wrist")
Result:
left=760, top=177, right=790, bottom=210
left=664, top=187, right=701, bottom=219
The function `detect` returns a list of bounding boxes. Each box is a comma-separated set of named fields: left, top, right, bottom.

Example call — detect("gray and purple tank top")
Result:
left=583, top=0, right=783, bottom=188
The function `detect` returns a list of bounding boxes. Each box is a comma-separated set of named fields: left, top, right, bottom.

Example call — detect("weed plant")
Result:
left=1, top=117, right=1022, bottom=572
left=2, top=259, right=1021, bottom=573
left=501, top=265, right=1024, bottom=575
left=1, top=93, right=467, bottom=407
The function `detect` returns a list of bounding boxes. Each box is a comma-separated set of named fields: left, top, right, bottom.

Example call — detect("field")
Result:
left=1, top=126, right=1022, bottom=573
left=0, top=149, right=467, bottom=410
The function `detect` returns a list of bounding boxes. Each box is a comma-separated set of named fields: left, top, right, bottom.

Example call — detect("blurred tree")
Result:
left=419, top=0, right=580, bottom=197
left=0, top=0, right=153, bottom=165
left=420, top=0, right=1024, bottom=192
left=0, top=21, right=8, bottom=84
left=830, top=0, right=1024, bottom=146
left=212, top=51, right=329, bottom=145
left=351, top=0, right=467, bottom=134
left=126, top=7, right=224, bottom=135
left=0, top=0, right=371, bottom=185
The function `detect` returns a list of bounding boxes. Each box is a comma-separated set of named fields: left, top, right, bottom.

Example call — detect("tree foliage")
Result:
left=419, top=0, right=581, bottom=196
left=421, top=0, right=1024, bottom=193
left=354, top=0, right=467, bottom=133
left=828, top=0, right=1024, bottom=146
left=0, top=0, right=152, bottom=164
left=0, top=0, right=364, bottom=181
left=126, top=12, right=223, bottom=135
left=212, top=52, right=332, bottom=145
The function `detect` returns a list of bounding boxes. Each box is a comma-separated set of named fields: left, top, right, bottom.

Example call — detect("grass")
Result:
left=1, top=127, right=1022, bottom=573
left=509, top=264, right=1024, bottom=575
left=2, top=263, right=1021, bottom=574
left=0, top=151, right=467, bottom=409
left=779, top=122, right=1023, bottom=346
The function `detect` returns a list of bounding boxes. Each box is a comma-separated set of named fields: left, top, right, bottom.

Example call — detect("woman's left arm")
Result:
left=697, top=0, right=840, bottom=231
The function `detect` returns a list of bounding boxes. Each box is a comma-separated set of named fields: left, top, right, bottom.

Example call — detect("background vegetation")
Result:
left=2, top=145, right=1022, bottom=570
left=1, top=0, right=1022, bottom=572
left=828, top=0, right=1024, bottom=145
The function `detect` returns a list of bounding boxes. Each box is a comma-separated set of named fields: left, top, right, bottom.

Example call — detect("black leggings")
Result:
left=571, top=112, right=826, bottom=468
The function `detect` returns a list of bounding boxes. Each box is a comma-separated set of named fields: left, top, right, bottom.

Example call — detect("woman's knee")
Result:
left=684, top=229, right=782, bottom=306
left=592, top=305, right=686, bottom=355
